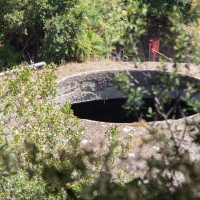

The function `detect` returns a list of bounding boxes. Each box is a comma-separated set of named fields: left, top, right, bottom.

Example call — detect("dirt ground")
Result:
left=55, top=60, right=200, bottom=80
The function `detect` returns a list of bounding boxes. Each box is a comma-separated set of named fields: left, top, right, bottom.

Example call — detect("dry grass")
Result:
left=55, top=60, right=200, bottom=82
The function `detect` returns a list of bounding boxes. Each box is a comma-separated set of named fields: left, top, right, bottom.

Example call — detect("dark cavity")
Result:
left=71, top=98, right=197, bottom=123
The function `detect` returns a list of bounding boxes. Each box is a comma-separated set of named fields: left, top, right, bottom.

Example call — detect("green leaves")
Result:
left=0, top=66, right=84, bottom=198
left=0, top=0, right=122, bottom=64
left=0, top=41, right=19, bottom=68
left=114, top=72, right=143, bottom=115
left=107, top=0, right=148, bottom=61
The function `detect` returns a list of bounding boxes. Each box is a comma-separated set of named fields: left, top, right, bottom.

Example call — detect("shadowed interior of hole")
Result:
left=71, top=98, right=197, bottom=123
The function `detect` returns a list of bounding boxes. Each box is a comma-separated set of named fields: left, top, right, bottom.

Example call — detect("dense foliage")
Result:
left=0, top=0, right=119, bottom=66
left=0, top=0, right=199, bottom=67
left=1, top=0, right=200, bottom=199
left=0, top=66, right=133, bottom=199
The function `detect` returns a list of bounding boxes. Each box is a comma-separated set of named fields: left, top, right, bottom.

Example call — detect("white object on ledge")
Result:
left=0, top=61, right=46, bottom=77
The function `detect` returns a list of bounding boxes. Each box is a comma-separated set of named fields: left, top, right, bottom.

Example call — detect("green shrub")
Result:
left=0, top=0, right=120, bottom=65
left=0, top=65, right=133, bottom=199
left=0, top=41, right=19, bottom=68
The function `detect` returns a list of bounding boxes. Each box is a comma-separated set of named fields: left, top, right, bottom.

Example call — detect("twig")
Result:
left=177, top=104, right=187, bottom=148
left=154, top=97, right=179, bottom=151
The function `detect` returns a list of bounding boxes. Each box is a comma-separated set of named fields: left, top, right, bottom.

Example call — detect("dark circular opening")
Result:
left=71, top=98, right=197, bottom=123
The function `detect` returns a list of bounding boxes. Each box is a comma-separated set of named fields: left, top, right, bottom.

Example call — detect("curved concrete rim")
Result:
left=56, top=68, right=200, bottom=124
left=58, top=68, right=200, bottom=83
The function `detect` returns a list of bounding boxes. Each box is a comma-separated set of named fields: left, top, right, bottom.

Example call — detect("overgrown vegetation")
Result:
left=0, top=0, right=199, bottom=68
left=0, top=66, right=133, bottom=199
left=1, top=0, right=200, bottom=199
left=0, top=0, right=120, bottom=66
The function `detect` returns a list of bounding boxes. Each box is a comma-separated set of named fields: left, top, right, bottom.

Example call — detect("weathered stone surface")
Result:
left=56, top=69, right=200, bottom=104
left=55, top=62, right=200, bottom=182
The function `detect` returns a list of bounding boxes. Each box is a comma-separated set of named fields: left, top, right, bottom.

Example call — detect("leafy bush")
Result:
left=1, top=0, right=199, bottom=65
left=0, top=65, right=82, bottom=198
left=0, top=65, right=134, bottom=199
left=0, top=41, right=19, bottom=69
left=0, top=0, right=120, bottom=65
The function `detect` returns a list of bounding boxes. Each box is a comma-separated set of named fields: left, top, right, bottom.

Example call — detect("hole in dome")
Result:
left=71, top=98, right=197, bottom=123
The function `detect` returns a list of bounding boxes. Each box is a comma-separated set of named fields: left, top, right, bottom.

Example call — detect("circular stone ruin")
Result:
left=56, top=69, right=200, bottom=123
